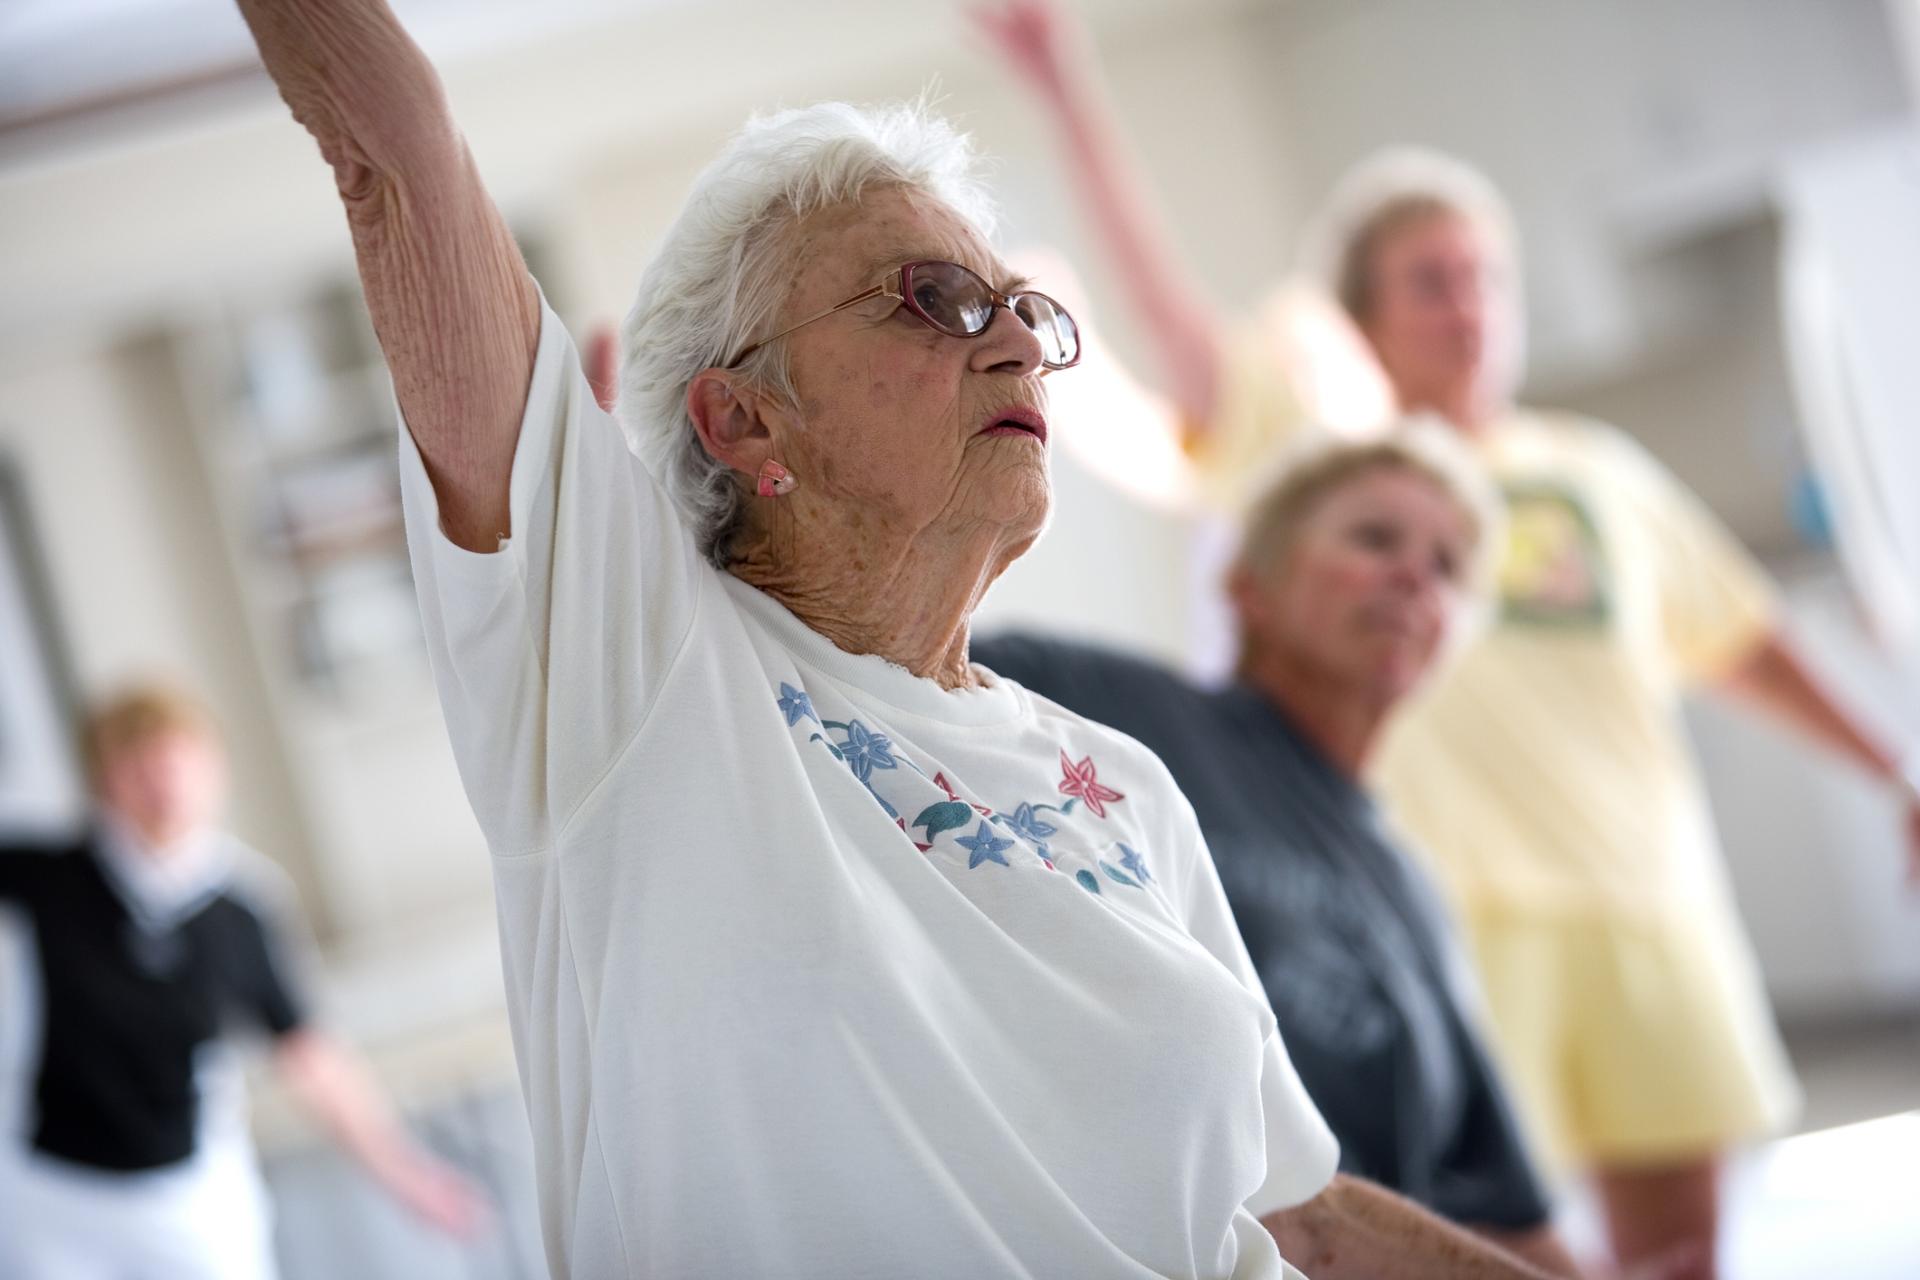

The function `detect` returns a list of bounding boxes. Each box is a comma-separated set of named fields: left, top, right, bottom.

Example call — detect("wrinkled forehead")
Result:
left=780, top=188, right=1017, bottom=310
left=1325, top=464, right=1476, bottom=540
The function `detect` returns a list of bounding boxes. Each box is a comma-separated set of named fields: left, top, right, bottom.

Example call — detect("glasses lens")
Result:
left=906, top=261, right=995, bottom=336
left=1013, top=293, right=1081, bottom=368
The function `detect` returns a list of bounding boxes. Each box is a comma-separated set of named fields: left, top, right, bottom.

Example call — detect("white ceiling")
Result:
left=0, top=0, right=672, bottom=131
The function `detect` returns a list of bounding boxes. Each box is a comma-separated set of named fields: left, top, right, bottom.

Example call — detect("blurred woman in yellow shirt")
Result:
left=977, top=3, right=1920, bottom=1276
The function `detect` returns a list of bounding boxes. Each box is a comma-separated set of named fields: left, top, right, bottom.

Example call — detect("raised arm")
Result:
left=971, top=0, right=1226, bottom=431
left=1718, top=630, right=1920, bottom=883
left=235, top=0, right=540, bottom=551
left=274, top=1028, right=489, bottom=1236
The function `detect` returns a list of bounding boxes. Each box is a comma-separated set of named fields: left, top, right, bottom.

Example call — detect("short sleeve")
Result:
left=1429, top=1026, right=1553, bottom=1230
left=219, top=861, right=314, bottom=1038
left=0, top=839, right=72, bottom=903
left=232, top=908, right=306, bottom=1036
left=1604, top=429, right=1776, bottom=681
left=1175, top=826, right=1341, bottom=1218
left=1183, top=323, right=1314, bottom=511
left=398, top=295, right=707, bottom=855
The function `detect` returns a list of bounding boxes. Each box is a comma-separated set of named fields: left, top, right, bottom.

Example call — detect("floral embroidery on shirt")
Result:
left=1057, top=751, right=1124, bottom=819
left=774, top=681, right=1152, bottom=885
left=777, top=682, right=820, bottom=727
left=934, top=771, right=992, bottom=816
left=1001, top=803, right=1058, bottom=860
left=913, top=801, right=977, bottom=845
left=954, top=821, right=1014, bottom=869
left=832, top=720, right=899, bottom=784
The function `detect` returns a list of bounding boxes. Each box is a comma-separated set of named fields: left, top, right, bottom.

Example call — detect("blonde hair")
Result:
left=1235, top=417, right=1503, bottom=598
left=82, top=682, right=220, bottom=783
left=1299, top=147, right=1526, bottom=401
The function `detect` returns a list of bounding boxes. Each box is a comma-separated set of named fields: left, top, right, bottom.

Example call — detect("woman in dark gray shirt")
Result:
left=977, top=424, right=1579, bottom=1276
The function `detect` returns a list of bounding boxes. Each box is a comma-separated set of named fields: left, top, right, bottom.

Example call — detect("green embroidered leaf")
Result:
left=1100, top=861, right=1139, bottom=889
left=1075, top=869, right=1101, bottom=894
left=913, top=801, right=974, bottom=841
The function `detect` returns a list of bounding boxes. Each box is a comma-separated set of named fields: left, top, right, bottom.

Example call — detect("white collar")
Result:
left=94, top=811, right=233, bottom=930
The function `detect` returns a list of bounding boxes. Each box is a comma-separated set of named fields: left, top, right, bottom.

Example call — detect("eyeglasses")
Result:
left=725, top=259, right=1081, bottom=371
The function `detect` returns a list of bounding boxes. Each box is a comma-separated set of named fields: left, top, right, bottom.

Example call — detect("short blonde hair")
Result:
left=1299, top=147, right=1526, bottom=402
left=82, top=683, right=220, bottom=783
left=1235, top=417, right=1504, bottom=597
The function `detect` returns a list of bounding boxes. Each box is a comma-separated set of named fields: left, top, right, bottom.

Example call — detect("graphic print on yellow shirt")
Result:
left=1496, top=484, right=1611, bottom=629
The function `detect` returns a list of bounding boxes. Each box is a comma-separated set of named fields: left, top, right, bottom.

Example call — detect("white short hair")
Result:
left=1296, top=147, right=1527, bottom=400
left=617, top=100, right=997, bottom=566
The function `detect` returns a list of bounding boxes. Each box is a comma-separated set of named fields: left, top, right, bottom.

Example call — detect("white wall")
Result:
left=0, top=335, right=326, bottom=918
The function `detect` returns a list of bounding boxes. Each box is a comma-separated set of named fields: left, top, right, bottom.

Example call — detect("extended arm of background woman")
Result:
left=234, top=0, right=539, bottom=552
left=971, top=0, right=1226, bottom=433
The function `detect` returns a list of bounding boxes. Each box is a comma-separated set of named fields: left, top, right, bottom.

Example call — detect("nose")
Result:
left=969, top=302, right=1047, bottom=377
left=1385, top=549, right=1433, bottom=596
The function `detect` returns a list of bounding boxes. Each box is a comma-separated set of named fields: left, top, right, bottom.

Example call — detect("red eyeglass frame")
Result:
left=725, top=259, right=1080, bottom=370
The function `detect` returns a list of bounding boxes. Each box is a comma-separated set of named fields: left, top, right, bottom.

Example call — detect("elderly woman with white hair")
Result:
left=982, top=3, right=1920, bottom=1277
left=978, top=426, right=1581, bottom=1278
left=234, top=2, right=1560, bottom=1277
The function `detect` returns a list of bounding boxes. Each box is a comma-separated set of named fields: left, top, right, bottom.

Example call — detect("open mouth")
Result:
left=977, top=406, right=1048, bottom=444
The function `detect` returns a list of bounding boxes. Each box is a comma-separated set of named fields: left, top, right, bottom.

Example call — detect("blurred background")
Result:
left=1, top=0, right=1916, bottom=1275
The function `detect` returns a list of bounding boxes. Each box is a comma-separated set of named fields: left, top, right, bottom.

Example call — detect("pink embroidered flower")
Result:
left=895, top=818, right=935, bottom=854
left=933, top=772, right=992, bottom=816
left=1057, top=750, right=1124, bottom=819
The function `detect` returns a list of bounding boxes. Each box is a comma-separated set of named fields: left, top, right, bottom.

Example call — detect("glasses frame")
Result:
left=724, top=259, right=1081, bottom=371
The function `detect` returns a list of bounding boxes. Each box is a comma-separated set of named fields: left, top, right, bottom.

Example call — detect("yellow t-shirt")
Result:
left=1194, top=337, right=1776, bottom=919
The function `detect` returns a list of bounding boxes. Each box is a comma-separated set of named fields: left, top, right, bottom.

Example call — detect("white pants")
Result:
left=0, top=1137, right=277, bottom=1280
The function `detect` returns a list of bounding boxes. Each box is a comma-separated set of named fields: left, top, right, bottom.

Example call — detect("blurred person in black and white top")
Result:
left=0, top=684, right=485, bottom=1280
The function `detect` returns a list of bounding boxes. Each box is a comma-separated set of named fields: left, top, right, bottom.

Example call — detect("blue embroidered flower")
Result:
left=1004, top=802, right=1058, bottom=857
left=954, top=821, right=1013, bottom=869
left=835, top=720, right=899, bottom=783
left=777, top=682, right=819, bottom=727
left=1115, top=843, right=1153, bottom=884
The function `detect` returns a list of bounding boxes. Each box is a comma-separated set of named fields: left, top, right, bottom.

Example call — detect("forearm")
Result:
left=1264, top=1175, right=1557, bottom=1280
left=1029, top=49, right=1223, bottom=426
left=235, top=0, right=538, bottom=550
left=275, top=1030, right=429, bottom=1182
left=1719, top=632, right=1900, bottom=781
left=1476, top=1224, right=1582, bottom=1278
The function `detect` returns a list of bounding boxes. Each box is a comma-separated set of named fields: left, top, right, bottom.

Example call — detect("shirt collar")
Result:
left=93, top=811, right=233, bottom=930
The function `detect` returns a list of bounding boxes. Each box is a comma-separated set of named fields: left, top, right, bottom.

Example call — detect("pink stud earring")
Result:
left=756, top=459, right=796, bottom=498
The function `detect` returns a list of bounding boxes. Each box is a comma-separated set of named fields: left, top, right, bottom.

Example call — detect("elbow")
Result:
left=1262, top=1180, right=1343, bottom=1269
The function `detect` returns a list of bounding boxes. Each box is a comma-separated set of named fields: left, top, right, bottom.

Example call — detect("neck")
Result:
left=102, top=808, right=202, bottom=859
left=1238, top=643, right=1393, bottom=779
left=727, top=507, right=1024, bottom=691
left=1401, top=382, right=1503, bottom=436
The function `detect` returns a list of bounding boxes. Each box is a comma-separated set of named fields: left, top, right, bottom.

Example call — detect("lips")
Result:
left=978, top=405, right=1048, bottom=444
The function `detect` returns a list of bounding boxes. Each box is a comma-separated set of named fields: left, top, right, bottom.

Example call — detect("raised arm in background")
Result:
left=273, top=1028, right=489, bottom=1237
left=971, top=0, right=1227, bottom=431
left=234, top=0, right=540, bottom=551
left=1719, top=632, right=1920, bottom=882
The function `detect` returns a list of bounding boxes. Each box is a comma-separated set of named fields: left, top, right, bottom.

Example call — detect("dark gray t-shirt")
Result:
left=973, top=632, right=1550, bottom=1230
